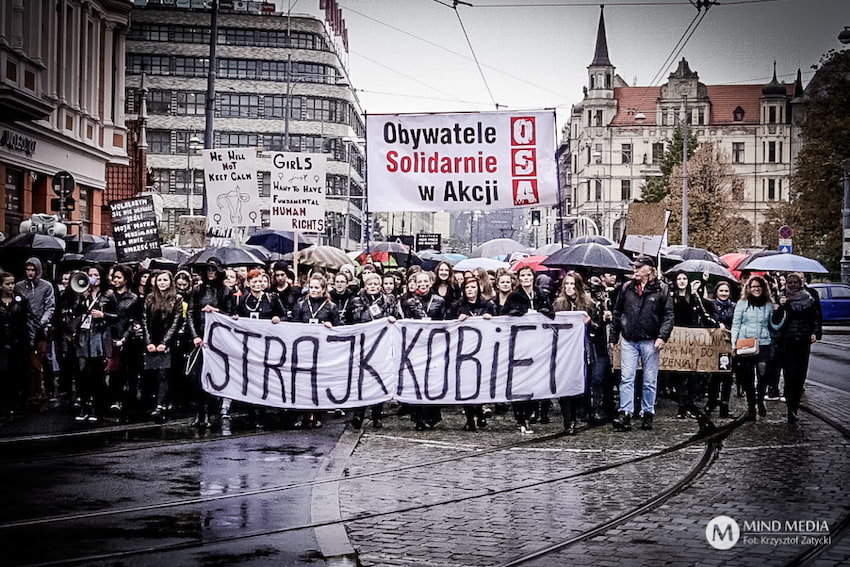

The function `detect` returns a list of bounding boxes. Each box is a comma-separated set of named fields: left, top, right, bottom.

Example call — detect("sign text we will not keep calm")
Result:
left=202, top=147, right=261, bottom=228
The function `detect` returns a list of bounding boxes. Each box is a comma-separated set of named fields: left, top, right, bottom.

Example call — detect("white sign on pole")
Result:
left=202, top=147, right=261, bottom=227
left=366, top=110, right=558, bottom=212
left=269, top=152, right=327, bottom=233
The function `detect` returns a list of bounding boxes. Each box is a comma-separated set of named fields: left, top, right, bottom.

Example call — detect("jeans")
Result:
left=619, top=338, right=660, bottom=416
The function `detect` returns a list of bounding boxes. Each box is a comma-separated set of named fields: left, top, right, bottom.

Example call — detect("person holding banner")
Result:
left=290, top=273, right=342, bottom=429
left=493, top=269, right=516, bottom=315
left=235, top=269, right=286, bottom=323
left=553, top=271, right=594, bottom=435
left=188, top=259, right=235, bottom=428
left=731, top=275, right=782, bottom=421
left=348, top=272, right=397, bottom=429
left=451, top=276, right=496, bottom=431
left=330, top=272, right=356, bottom=325
left=706, top=281, right=736, bottom=418
left=142, top=270, right=183, bottom=423
left=609, top=257, right=674, bottom=432
left=433, top=262, right=460, bottom=306
left=271, top=262, right=303, bottom=319
left=504, top=265, right=554, bottom=433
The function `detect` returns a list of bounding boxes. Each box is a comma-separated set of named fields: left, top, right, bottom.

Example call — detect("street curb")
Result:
left=819, top=339, right=849, bottom=349
left=311, top=425, right=363, bottom=567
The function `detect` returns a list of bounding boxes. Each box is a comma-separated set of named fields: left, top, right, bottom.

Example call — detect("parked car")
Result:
left=809, top=283, right=850, bottom=324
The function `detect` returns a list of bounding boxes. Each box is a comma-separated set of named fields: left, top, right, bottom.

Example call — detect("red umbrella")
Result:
left=721, top=253, right=765, bottom=281
left=511, top=255, right=551, bottom=272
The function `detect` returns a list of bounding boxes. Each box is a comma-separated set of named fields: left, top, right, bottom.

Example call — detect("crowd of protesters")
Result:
left=0, top=251, right=822, bottom=433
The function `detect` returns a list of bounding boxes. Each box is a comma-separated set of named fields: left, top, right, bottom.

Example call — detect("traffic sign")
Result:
left=778, top=238, right=793, bottom=254
left=52, top=171, right=75, bottom=197
left=779, top=225, right=793, bottom=239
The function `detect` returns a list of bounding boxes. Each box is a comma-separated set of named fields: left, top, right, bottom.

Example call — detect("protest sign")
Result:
left=202, top=147, right=261, bottom=228
left=201, top=311, right=586, bottom=409
left=366, top=110, right=558, bottom=212
left=269, top=152, right=327, bottom=233
left=109, top=195, right=161, bottom=262
left=611, top=326, right=733, bottom=373
left=177, top=215, right=207, bottom=248
left=621, top=202, right=669, bottom=257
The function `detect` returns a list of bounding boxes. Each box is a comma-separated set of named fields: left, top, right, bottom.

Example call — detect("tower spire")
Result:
left=591, top=5, right=611, bottom=67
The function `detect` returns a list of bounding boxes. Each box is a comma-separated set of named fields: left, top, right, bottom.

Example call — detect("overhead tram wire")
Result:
left=341, top=3, right=576, bottom=104
left=350, top=50, right=472, bottom=104
left=471, top=0, right=783, bottom=6
left=647, top=8, right=704, bottom=86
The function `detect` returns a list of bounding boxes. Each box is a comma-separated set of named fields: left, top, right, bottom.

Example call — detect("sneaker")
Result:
left=75, top=414, right=88, bottom=422
left=764, top=395, right=781, bottom=401
left=779, top=396, right=787, bottom=403
left=519, top=424, right=534, bottom=434
left=612, top=412, right=632, bottom=432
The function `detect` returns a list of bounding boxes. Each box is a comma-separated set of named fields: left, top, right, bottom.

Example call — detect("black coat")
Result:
left=236, top=291, right=286, bottom=320
left=451, top=297, right=496, bottom=318
left=773, top=295, right=819, bottom=342
left=503, top=286, right=553, bottom=317
left=0, top=293, right=30, bottom=351
left=143, top=298, right=183, bottom=347
left=610, top=278, right=674, bottom=343
left=104, top=289, right=139, bottom=342
left=420, top=293, right=448, bottom=320
left=188, top=283, right=234, bottom=340
left=274, top=284, right=304, bottom=317
left=398, top=294, right=428, bottom=319
left=671, top=291, right=717, bottom=328
left=290, top=296, right=342, bottom=326
left=329, top=287, right=355, bottom=325
left=349, top=291, right=396, bottom=323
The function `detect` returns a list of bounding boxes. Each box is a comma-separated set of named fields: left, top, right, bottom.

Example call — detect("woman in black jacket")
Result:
left=773, top=273, right=819, bottom=423
left=329, top=272, right=355, bottom=325
left=143, top=270, right=183, bottom=422
left=104, top=264, right=139, bottom=418
left=74, top=266, right=115, bottom=423
left=503, top=266, right=553, bottom=433
left=0, top=271, right=30, bottom=417
left=348, top=272, right=396, bottom=429
left=707, top=280, right=736, bottom=417
left=451, top=276, right=496, bottom=431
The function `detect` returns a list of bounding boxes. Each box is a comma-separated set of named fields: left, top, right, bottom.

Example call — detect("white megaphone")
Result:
left=69, top=271, right=91, bottom=294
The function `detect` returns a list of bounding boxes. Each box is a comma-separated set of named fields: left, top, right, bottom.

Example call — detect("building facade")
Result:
left=0, top=0, right=132, bottom=240
left=124, top=0, right=365, bottom=249
left=566, top=7, right=799, bottom=246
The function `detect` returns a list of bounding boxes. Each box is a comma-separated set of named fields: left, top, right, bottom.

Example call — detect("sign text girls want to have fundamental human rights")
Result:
left=366, top=111, right=558, bottom=212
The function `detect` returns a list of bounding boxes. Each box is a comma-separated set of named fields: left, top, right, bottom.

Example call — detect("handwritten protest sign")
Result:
left=109, top=196, right=161, bottom=262
left=611, top=326, right=733, bottom=373
left=269, top=152, right=327, bottom=233
left=202, top=147, right=261, bottom=228
left=201, top=311, right=586, bottom=409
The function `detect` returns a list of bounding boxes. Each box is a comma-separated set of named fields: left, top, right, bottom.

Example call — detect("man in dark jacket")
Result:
left=609, top=256, right=673, bottom=431
left=15, top=257, right=55, bottom=403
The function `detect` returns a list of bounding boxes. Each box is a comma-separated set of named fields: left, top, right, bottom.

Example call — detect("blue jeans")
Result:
left=619, top=338, right=660, bottom=416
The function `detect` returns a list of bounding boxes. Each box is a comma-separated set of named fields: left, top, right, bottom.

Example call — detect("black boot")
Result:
left=641, top=413, right=654, bottom=430
left=612, top=411, right=632, bottom=432
left=719, top=402, right=731, bottom=419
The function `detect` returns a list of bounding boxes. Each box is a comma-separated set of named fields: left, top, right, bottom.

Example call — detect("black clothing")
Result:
left=274, top=285, right=304, bottom=318
left=609, top=278, right=674, bottom=343
left=349, top=291, right=397, bottom=323
left=290, top=296, right=342, bottom=326
left=451, top=297, right=496, bottom=318
left=502, top=286, right=553, bottom=317
left=672, top=291, right=717, bottom=328
left=420, top=292, right=448, bottom=320
left=712, top=298, right=735, bottom=328
left=329, top=287, right=355, bottom=324
left=236, top=292, right=286, bottom=321
left=187, top=283, right=235, bottom=340
left=143, top=299, right=183, bottom=348
left=104, top=289, right=139, bottom=342
left=397, top=294, right=428, bottom=319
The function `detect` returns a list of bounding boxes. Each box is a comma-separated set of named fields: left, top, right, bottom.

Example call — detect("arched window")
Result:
left=733, top=106, right=745, bottom=122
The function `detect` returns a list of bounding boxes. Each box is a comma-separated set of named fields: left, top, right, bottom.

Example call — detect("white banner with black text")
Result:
left=201, top=311, right=586, bottom=409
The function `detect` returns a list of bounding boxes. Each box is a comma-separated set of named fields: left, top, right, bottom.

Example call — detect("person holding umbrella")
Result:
left=772, top=273, right=820, bottom=423
left=609, top=257, right=674, bottom=432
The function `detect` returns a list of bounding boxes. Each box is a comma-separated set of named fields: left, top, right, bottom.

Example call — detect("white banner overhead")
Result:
left=202, top=147, right=262, bottom=228
left=201, top=311, right=586, bottom=410
left=269, top=152, right=327, bottom=233
left=366, top=110, right=558, bottom=212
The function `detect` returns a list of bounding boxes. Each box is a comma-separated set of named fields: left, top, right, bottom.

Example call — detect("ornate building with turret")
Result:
left=566, top=6, right=801, bottom=246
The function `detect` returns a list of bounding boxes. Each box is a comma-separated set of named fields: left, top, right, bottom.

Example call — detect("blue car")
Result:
left=809, top=283, right=850, bottom=324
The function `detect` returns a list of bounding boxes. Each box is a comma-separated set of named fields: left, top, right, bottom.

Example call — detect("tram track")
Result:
left=13, top=417, right=744, bottom=566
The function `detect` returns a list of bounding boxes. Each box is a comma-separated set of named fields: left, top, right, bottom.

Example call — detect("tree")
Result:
left=663, top=142, right=751, bottom=254
left=641, top=126, right=699, bottom=203
left=765, top=49, right=850, bottom=273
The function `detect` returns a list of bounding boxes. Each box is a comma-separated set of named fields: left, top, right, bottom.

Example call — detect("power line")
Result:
left=650, top=4, right=712, bottom=86
left=450, top=1, right=501, bottom=109
left=647, top=11, right=702, bottom=86
left=355, top=87, right=496, bottom=106
left=349, top=50, right=472, bottom=103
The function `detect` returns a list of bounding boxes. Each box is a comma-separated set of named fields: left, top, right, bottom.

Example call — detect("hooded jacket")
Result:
left=14, top=257, right=56, bottom=342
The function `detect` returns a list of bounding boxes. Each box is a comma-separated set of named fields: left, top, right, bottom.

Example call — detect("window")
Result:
left=264, top=95, right=300, bottom=119
left=176, top=92, right=205, bottom=115
left=621, top=143, right=632, bottom=164
left=263, top=134, right=289, bottom=152
left=129, top=24, right=169, bottom=42
left=172, top=26, right=209, bottom=44
left=661, top=110, right=668, bottom=126
left=732, top=142, right=745, bottom=164
left=593, top=110, right=603, bottom=127
left=220, top=94, right=259, bottom=117
left=733, top=106, right=745, bottom=122
left=304, top=98, right=334, bottom=122
left=220, top=28, right=255, bottom=46
left=256, top=29, right=287, bottom=47
left=128, top=55, right=170, bottom=75
left=768, top=141, right=777, bottom=163
left=173, top=169, right=204, bottom=195
left=594, top=144, right=602, bottom=164
left=174, top=57, right=208, bottom=77
left=259, top=60, right=288, bottom=80
left=595, top=179, right=602, bottom=201
left=587, top=110, right=592, bottom=126
left=174, top=131, right=203, bottom=154
left=621, top=180, right=631, bottom=201
left=831, top=285, right=850, bottom=299
left=147, top=130, right=171, bottom=154
left=219, top=132, right=257, bottom=148
left=147, top=90, right=171, bottom=114
left=778, top=141, right=783, bottom=163
left=767, top=179, right=776, bottom=200
left=768, top=106, right=777, bottom=124
left=586, top=146, right=591, bottom=165
left=258, top=171, right=270, bottom=197
left=219, top=59, right=258, bottom=79
left=149, top=169, right=170, bottom=193
left=697, top=107, right=705, bottom=125
left=652, top=142, right=664, bottom=165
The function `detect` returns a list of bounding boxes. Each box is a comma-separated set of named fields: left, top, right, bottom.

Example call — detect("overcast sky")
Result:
left=331, top=0, right=848, bottom=126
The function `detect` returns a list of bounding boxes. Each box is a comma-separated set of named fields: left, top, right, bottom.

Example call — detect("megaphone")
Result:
left=70, top=271, right=91, bottom=294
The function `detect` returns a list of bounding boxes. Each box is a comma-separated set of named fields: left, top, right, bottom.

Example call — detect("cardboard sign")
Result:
left=269, top=152, right=327, bottom=233
left=202, top=147, right=261, bottom=228
left=611, top=326, right=732, bottom=373
left=177, top=215, right=207, bottom=248
left=110, top=195, right=162, bottom=262
left=621, top=202, right=669, bottom=257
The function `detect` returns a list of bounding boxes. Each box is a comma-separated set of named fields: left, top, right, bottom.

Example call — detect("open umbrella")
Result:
left=82, top=243, right=118, bottom=264
left=510, top=255, right=551, bottom=272
left=355, top=250, right=422, bottom=267
left=665, top=259, right=737, bottom=287
left=453, top=257, right=510, bottom=272
left=160, top=246, right=194, bottom=264
left=665, top=245, right=727, bottom=266
left=418, top=250, right=456, bottom=271
left=533, top=242, right=566, bottom=256
left=543, top=243, right=632, bottom=272
left=471, top=238, right=527, bottom=259
left=444, top=253, right=468, bottom=264
left=369, top=241, right=411, bottom=254
left=245, top=229, right=311, bottom=254
left=569, top=235, right=615, bottom=246
left=736, top=249, right=782, bottom=271
left=720, top=252, right=762, bottom=280
left=1, top=232, right=66, bottom=251
left=295, top=245, right=355, bottom=269
left=185, top=247, right=266, bottom=267
left=742, top=253, right=828, bottom=274
left=63, top=233, right=107, bottom=252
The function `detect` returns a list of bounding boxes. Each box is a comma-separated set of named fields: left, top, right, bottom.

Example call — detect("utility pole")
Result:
left=681, top=94, right=689, bottom=246
left=841, top=160, right=850, bottom=284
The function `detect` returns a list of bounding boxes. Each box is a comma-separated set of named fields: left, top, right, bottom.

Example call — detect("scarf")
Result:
left=785, top=287, right=814, bottom=311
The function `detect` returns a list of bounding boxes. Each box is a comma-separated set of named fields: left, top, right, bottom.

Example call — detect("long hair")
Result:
left=472, top=267, right=494, bottom=299
left=434, top=261, right=455, bottom=286
left=743, top=275, right=772, bottom=307
left=308, top=273, right=331, bottom=300
left=555, top=270, right=593, bottom=312
left=146, top=270, right=177, bottom=314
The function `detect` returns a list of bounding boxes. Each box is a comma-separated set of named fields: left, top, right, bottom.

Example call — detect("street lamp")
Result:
left=186, top=135, right=203, bottom=216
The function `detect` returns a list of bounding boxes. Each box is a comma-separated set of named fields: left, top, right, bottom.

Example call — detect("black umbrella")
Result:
left=664, top=259, right=737, bottom=287
left=543, top=243, right=633, bottom=271
left=64, top=233, right=107, bottom=252
left=569, top=235, right=616, bottom=246
left=369, top=241, right=411, bottom=254
left=160, top=246, right=193, bottom=264
left=185, top=246, right=266, bottom=267
left=83, top=244, right=118, bottom=264
left=736, top=250, right=782, bottom=271
left=245, top=229, right=311, bottom=254
left=665, top=245, right=727, bottom=267
left=1, top=232, right=66, bottom=251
